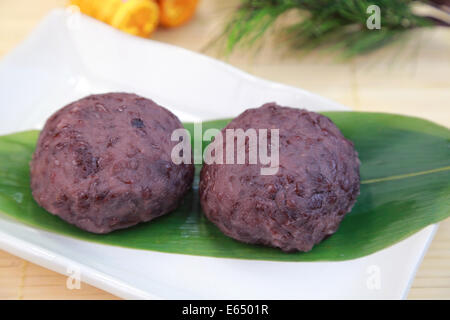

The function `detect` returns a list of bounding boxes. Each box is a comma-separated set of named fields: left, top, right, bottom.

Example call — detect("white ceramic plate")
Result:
left=0, top=9, right=437, bottom=299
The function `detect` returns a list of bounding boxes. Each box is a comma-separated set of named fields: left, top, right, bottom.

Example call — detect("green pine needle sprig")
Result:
left=217, top=0, right=450, bottom=58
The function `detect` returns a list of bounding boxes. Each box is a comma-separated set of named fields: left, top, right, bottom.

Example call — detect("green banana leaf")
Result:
left=0, top=112, right=448, bottom=261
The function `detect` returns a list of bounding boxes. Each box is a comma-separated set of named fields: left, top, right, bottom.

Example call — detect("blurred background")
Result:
left=0, top=0, right=449, bottom=299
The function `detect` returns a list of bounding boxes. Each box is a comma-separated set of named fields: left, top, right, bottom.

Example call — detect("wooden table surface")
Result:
left=0, top=0, right=449, bottom=300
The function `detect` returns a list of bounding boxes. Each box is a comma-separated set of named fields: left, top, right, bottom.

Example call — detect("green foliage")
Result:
left=219, top=0, right=448, bottom=57
left=0, top=113, right=449, bottom=261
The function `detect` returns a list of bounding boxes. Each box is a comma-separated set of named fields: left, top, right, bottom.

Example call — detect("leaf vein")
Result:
left=361, top=166, right=450, bottom=184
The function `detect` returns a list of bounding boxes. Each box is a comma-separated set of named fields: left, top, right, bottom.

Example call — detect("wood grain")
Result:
left=0, top=0, right=449, bottom=300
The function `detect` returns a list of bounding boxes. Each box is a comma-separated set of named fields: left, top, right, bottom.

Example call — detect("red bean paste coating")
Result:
left=199, top=103, right=360, bottom=252
left=30, top=93, right=194, bottom=233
